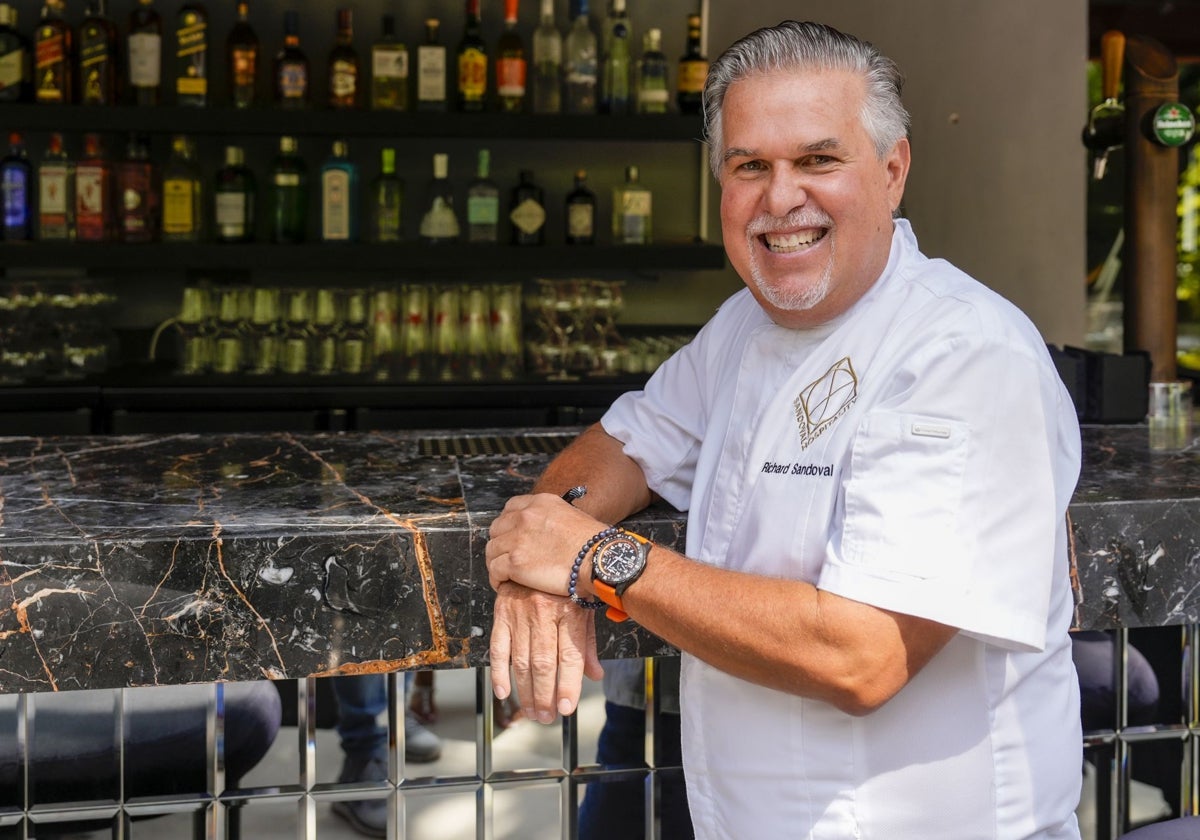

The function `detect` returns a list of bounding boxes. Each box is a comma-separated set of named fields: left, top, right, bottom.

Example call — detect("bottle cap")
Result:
left=433, top=153, right=449, bottom=179
left=226, top=146, right=245, bottom=166
left=332, top=139, right=348, bottom=157
left=280, top=136, right=297, bottom=153
left=381, top=148, right=396, bottom=170
left=626, top=164, right=639, bottom=181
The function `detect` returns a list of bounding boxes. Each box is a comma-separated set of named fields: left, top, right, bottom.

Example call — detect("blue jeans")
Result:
left=578, top=701, right=694, bottom=840
left=331, top=673, right=413, bottom=758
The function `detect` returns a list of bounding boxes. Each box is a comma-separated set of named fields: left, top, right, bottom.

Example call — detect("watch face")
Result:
left=595, top=536, right=645, bottom=584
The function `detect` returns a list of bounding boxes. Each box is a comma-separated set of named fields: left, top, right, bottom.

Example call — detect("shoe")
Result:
left=405, top=709, right=442, bottom=763
left=332, top=752, right=388, bottom=838
left=409, top=682, right=438, bottom=724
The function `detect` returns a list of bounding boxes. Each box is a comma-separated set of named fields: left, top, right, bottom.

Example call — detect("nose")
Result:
left=763, top=165, right=808, bottom=219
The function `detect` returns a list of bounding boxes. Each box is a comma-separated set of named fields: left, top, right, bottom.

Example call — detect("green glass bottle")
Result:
left=270, top=135, right=307, bottom=243
left=370, top=147, right=403, bottom=242
left=213, top=145, right=255, bottom=243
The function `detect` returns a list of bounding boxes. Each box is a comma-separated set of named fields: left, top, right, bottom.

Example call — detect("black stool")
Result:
left=1118, top=816, right=1200, bottom=838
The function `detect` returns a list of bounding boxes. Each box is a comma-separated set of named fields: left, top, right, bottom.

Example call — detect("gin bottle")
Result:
left=612, top=164, right=651, bottom=244
left=509, top=169, right=546, bottom=246
left=370, top=147, right=403, bottom=242
left=214, top=145, right=255, bottom=242
left=416, top=18, right=447, bottom=111
left=466, top=148, right=499, bottom=244
left=1, top=132, right=33, bottom=241
left=599, top=0, right=630, bottom=114
left=563, top=0, right=597, bottom=114
left=270, top=135, right=307, bottom=243
left=635, top=27, right=668, bottom=114
left=38, top=133, right=74, bottom=241
left=370, top=14, right=407, bottom=110
left=495, top=0, right=526, bottom=113
left=530, top=0, right=560, bottom=113
left=419, top=153, right=460, bottom=244
left=321, top=139, right=359, bottom=242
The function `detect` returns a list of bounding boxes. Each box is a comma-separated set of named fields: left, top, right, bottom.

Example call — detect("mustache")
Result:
left=747, top=209, right=833, bottom=237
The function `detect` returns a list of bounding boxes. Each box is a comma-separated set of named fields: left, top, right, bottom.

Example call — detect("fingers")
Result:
left=555, top=610, right=593, bottom=716
left=489, top=607, right=514, bottom=702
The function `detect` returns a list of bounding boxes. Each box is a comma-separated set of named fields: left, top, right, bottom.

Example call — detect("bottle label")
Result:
left=80, top=34, right=112, bottom=103
left=163, top=179, right=197, bottom=234
left=176, top=12, right=209, bottom=99
left=118, top=164, right=154, bottom=238
left=232, top=47, right=256, bottom=87
left=278, top=62, right=307, bottom=100
left=510, top=198, right=546, bottom=234
left=420, top=198, right=460, bottom=240
left=677, top=59, right=707, bottom=94
left=322, top=170, right=352, bottom=240
left=38, top=164, right=69, bottom=215
left=373, top=48, right=408, bottom=79
left=458, top=48, right=487, bottom=99
left=0, top=48, right=25, bottom=90
left=75, top=165, right=108, bottom=238
left=618, top=190, right=651, bottom=243
left=274, top=172, right=301, bottom=187
left=497, top=57, right=527, bottom=97
left=2, top=169, right=28, bottom=229
left=215, top=192, right=248, bottom=235
left=467, top=195, right=499, bottom=225
left=35, top=29, right=66, bottom=101
left=639, top=88, right=669, bottom=105
left=568, top=203, right=594, bottom=238
left=128, top=32, right=163, bottom=87
left=331, top=59, right=357, bottom=98
left=417, top=46, right=446, bottom=101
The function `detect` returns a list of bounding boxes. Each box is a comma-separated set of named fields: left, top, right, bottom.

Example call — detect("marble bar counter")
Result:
left=0, top=423, right=1191, bottom=694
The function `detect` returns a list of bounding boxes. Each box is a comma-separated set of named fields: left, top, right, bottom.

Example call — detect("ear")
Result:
left=884, top=137, right=911, bottom=211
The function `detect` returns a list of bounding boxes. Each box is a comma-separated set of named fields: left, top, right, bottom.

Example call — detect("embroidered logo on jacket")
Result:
left=794, top=356, right=858, bottom=449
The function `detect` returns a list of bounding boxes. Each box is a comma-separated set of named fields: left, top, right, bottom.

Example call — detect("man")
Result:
left=485, top=20, right=1082, bottom=839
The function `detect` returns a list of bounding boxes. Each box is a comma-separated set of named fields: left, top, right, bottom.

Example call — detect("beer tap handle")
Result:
left=1100, top=29, right=1125, bottom=108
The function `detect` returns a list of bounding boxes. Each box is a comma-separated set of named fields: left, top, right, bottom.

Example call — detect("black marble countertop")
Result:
left=0, top=424, right=1191, bottom=693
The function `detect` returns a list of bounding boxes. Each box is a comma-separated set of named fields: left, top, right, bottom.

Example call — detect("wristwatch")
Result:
left=590, top=530, right=652, bottom=622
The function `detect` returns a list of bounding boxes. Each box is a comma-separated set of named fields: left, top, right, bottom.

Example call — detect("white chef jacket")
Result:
left=601, top=220, right=1083, bottom=839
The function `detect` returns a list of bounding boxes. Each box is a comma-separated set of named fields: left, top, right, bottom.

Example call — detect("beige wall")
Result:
left=686, top=0, right=1089, bottom=346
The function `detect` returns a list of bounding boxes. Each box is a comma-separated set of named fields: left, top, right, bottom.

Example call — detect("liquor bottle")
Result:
left=35, top=0, right=74, bottom=104
left=1, top=132, right=33, bottom=241
left=0, top=5, right=32, bottom=103
left=676, top=13, right=706, bottom=115
left=635, top=27, right=668, bottom=114
left=416, top=18, right=447, bottom=112
left=328, top=8, right=358, bottom=109
left=418, top=152, right=460, bottom=244
left=563, top=0, right=597, bottom=114
left=273, top=10, right=309, bottom=108
left=509, top=169, right=546, bottom=246
left=530, top=0, right=560, bottom=114
left=466, top=148, right=499, bottom=244
left=126, top=0, right=163, bottom=105
left=227, top=1, right=257, bottom=108
left=321, top=139, right=358, bottom=242
left=38, top=132, right=74, bottom=241
left=79, top=0, right=119, bottom=106
left=612, top=163, right=651, bottom=243
left=565, top=168, right=595, bottom=244
left=495, top=0, right=526, bottom=113
left=173, top=3, right=206, bottom=106
left=456, top=0, right=487, bottom=112
left=270, top=135, right=307, bottom=243
left=369, top=147, right=403, bottom=242
left=370, top=14, right=407, bottom=110
left=214, top=145, right=255, bottom=243
left=115, top=133, right=158, bottom=243
left=599, top=0, right=630, bottom=114
left=75, top=133, right=113, bottom=242
left=161, top=135, right=203, bottom=242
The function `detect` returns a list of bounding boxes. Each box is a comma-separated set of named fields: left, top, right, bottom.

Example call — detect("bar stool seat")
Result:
left=1118, top=816, right=1200, bottom=838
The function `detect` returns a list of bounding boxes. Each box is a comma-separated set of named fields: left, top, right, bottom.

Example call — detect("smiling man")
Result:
left=485, top=20, right=1083, bottom=839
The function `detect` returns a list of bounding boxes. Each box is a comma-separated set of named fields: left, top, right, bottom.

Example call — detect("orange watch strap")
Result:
left=592, top=579, right=629, bottom=622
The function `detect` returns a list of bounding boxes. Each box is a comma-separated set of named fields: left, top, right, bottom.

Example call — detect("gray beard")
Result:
left=746, top=234, right=835, bottom=313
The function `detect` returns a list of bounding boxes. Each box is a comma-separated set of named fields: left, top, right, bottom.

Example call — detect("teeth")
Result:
left=763, top=229, right=825, bottom=252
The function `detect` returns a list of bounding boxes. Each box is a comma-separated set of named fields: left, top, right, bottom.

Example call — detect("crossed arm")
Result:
left=485, top=422, right=957, bottom=722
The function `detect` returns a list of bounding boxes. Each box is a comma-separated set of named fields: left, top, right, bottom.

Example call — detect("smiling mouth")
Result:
left=761, top=228, right=828, bottom=253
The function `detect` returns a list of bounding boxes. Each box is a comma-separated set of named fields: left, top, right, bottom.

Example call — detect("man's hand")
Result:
left=489, top=582, right=605, bottom=722
left=485, top=493, right=604, bottom=596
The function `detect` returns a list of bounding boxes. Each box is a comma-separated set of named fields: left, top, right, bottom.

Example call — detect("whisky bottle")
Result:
left=635, top=27, right=668, bottom=114
left=563, top=0, right=597, bottom=114
left=370, top=14, right=407, bottom=111
left=214, top=145, right=255, bottom=242
left=416, top=18, right=447, bottom=112
left=531, top=0, right=560, bottom=114
left=172, top=3, right=206, bottom=106
left=0, top=5, right=32, bottom=103
left=495, top=0, right=526, bottom=113
left=369, top=147, right=403, bottom=242
left=509, top=169, right=546, bottom=246
left=75, top=133, right=113, bottom=242
left=328, top=8, right=358, bottom=109
left=270, top=135, right=307, bottom=243
left=419, top=152, right=460, bottom=244
left=1, top=132, right=33, bottom=241
left=79, top=0, right=119, bottom=105
left=321, top=139, right=358, bottom=242
left=115, top=133, right=158, bottom=243
left=676, top=13, right=706, bottom=115
left=161, top=135, right=203, bottom=242
left=227, top=1, right=257, bottom=108
left=612, top=164, right=651, bottom=243
left=37, top=132, right=74, bottom=241
left=466, top=148, right=499, bottom=244
left=127, top=0, right=163, bottom=105
left=456, top=0, right=487, bottom=112
left=273, top=10, right=309, bottom=108
left=35, top=0, right=73, bottom=104
left=565, top=168, right=595, bottom=244
left=599, top=0, right=630, bottom=114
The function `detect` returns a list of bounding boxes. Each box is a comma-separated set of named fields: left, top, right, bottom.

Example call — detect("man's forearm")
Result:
left=531, top=422, right=654, bottom=525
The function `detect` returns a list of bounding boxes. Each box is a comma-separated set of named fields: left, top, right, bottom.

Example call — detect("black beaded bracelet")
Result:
left=569, top=527, right=619, bottom=609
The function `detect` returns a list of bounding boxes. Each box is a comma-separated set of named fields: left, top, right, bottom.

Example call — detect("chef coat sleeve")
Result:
left=817, top=332, right=1080, bottom=652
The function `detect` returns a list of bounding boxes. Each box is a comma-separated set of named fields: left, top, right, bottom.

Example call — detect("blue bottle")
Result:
left=320, top=138, right=359, bottom=243
left=1, top=132, right=33, bottom=241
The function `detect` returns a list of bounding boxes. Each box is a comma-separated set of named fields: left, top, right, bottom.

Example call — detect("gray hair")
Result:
left=702, top=20, right=911, bottom=179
